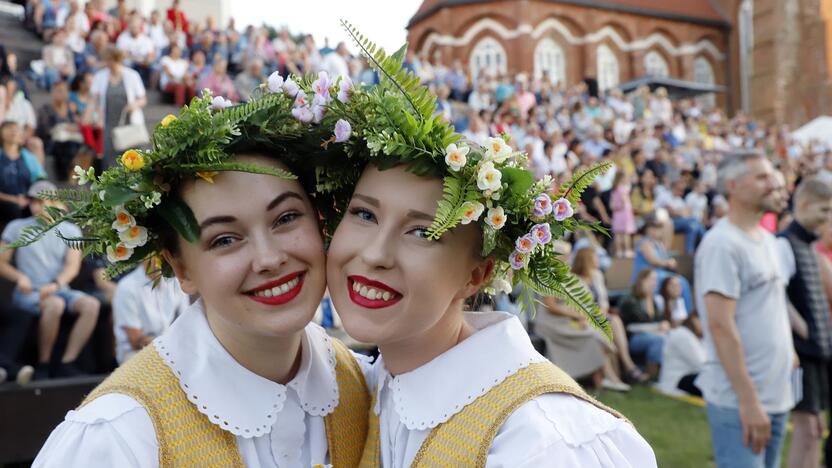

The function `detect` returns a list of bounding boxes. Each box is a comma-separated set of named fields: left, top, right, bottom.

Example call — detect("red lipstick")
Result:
left=347, top=275, right=403, bottom=309
left=246, top=271, right=305, bottom=306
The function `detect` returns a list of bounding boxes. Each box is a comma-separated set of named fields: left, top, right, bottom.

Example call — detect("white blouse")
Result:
left=370, top=311, right=657, bottom=468
left=33, top=299, right=367, bottom=468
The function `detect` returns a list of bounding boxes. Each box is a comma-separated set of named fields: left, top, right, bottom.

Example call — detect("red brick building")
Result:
left=406, top=0, right=832, bottom=126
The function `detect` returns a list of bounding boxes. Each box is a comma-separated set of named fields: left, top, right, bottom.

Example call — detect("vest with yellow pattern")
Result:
left=359, top=361, right=626, bottom=468
left=81, top=338, right=369, bottom=467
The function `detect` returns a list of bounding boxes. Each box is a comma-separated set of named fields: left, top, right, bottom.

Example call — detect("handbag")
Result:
left=50, top=122, right=84, bottom=143
left=111, top=108, right=150, bottom=152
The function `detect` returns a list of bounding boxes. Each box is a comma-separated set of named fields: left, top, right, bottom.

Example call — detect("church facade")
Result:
left=407, top=0, right=832, bottom=126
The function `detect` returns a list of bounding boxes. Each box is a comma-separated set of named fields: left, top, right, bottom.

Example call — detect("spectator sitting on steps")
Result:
left=0, top=180, right=100, bottom=379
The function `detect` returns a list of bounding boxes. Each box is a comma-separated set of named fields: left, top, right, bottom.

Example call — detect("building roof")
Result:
left=409, top=0, right=730, bottom=28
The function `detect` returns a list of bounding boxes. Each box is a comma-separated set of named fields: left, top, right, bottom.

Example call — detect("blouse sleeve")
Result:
left=32, top=394, right=158, bottom=468
left=487, top=393, right=656, bottom=468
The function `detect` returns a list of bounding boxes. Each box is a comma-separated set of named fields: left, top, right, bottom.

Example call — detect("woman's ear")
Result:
left=457, top=257, right=496, bottom=300
left=162, top=250, right=197, bottom=295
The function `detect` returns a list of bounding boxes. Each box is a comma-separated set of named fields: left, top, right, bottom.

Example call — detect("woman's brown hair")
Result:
left=571, top=247, right=597, bottom=278
left=102, top=45, right=125, bottom=63
left=632, top=268, right=655, bottom=299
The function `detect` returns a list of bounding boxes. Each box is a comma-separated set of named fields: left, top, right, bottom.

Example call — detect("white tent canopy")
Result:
left=793, top=115, right=832, bottom=147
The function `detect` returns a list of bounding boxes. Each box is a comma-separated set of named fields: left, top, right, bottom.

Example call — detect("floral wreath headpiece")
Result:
left=6, top=73, right=356, bottom=280
left=323, top=21, right=613, bottom=337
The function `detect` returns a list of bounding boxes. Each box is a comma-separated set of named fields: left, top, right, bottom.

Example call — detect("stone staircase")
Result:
left=0, top=2, right=179, bottom=130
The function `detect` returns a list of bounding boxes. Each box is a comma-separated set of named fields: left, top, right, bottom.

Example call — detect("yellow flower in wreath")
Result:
left=196, top=171, right=219, bottom=184
left=160, top=114, right=177, bottom=127
left=121, top=150, right=145, bottom=171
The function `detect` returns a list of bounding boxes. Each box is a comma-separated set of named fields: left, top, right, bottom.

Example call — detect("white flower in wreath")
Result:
left=140, top=192, right=162, bottom=209
left=459, top=201, right=484, bottom=224
left=106, top=243, right=134, bottom=262
left=477, top=161, right=502, bottom=192
left=485, top=206, right=506, bottom=230
left=72, top=166, right=95, bottom=185
left=484, top=137, right=512, bottom=162
left=444, top=143, right=469, bottom=172
left=118, top=225, right=149, bottom=248
left=112, top=206, right=136, bottom=232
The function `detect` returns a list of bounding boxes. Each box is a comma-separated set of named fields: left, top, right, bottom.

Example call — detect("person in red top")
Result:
left=166, top=0, right=188, bottom=34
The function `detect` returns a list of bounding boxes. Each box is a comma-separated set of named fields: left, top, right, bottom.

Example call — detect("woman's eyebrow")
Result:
left=198, top=192, right=304, bottom=231
left=353, top=193, right=434, bottom=222
left=351, top=193, right=379, bottom=207
left=406, top=210, right=435, bottom=222
left=198, top=215, right=236, bottom=231
left=266, top=191, right=304, bottom=211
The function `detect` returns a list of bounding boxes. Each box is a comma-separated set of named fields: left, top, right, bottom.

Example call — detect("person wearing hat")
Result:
left=0, top=179, right=101, bottom=379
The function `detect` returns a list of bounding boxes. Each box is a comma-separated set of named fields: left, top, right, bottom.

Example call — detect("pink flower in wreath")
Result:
left=552, top=198, right=573, bottom=221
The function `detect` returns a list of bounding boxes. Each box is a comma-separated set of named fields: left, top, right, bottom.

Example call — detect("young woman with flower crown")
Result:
left=24, top=73, right=370, bottom=467
left=320, top=24, right=657, bottom=467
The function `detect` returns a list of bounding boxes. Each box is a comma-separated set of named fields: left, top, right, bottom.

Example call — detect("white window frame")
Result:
left=596, top=44, right=620, bottom=91
left=533, top=37, right=567, bottom=85
left=694, top=56, right=716, bottom=109
left=469, top=37, right=507, bottom=79
left=644, top=50, right=669, bottom=77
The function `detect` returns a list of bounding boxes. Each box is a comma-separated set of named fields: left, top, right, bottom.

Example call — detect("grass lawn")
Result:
left=597, top=386, right=793, bottom=468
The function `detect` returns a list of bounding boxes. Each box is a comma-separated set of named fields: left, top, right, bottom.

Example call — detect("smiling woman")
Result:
left=22, top=77, right=372, bottom=467
left=320, top=24, right=658, bottom=467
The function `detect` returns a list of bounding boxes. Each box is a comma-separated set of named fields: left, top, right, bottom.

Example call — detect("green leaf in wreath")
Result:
left=482, top=225, right=498, bottom=256
left=157, top=197, right=200, bottom=243
left=101, top=186, right=141, bottom=207
left=500, top=167, right=533, bottom=196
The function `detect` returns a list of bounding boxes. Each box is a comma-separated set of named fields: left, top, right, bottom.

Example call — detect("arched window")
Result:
left=694, top=56, right=716, bottom=109
left=596, top=44, right=619, bottom=91
left=738, top=0, right=754, bottom=112
left=534, top=38, right=566, bottom=85
left=644, top=50, right=669, bottom=77
left=469, top=37, right=507, bottom=79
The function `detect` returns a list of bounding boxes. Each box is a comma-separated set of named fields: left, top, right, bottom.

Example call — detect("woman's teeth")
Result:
left=352, top=281, right=398, bottom=301
left=253, top=277, right=300, bottom=297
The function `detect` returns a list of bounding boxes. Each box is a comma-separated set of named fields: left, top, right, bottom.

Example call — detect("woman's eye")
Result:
left=209, top=235, right=236, bottom=249
left=350, top=207, right=376, bottom=223
left=409, top=227, right=430, bottom=239
left=274, top=211, right=300, bottom=227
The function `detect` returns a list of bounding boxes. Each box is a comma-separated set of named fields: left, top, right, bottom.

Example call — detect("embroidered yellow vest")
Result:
left=359, top=361, right=626, bottom=468
left=81, top=338, right=369, bottom=467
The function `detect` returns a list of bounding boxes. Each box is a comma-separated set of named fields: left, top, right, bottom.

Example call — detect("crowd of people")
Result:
left=1, top=1, right=832, bottom=466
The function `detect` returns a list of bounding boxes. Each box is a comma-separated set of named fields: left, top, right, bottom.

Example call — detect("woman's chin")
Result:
left=339, top=311, right=385, bottom=345
left=248, top=307, right=316, bottom=337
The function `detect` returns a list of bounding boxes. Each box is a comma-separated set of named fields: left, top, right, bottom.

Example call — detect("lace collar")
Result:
left=154, top=299, right=339, bottom=438
left=373, top=311, right=547, bottom=430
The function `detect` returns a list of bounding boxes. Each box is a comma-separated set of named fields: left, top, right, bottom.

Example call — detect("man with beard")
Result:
left=694, top=152, right=795, bottom=468
left=776, top=177, right=832, bottom=468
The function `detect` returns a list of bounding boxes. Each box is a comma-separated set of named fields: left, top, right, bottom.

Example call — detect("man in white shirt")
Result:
left=116, top=17, right=155, bottom=85
left=112, top=262, right=190, bottom=364
left=695, top=152, right=794, bottom=468
left=147, top=10, right=169, bottom=56
left=655, top=179, right=707, bottom=254
left=685, top=180, right=710, bottom=223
